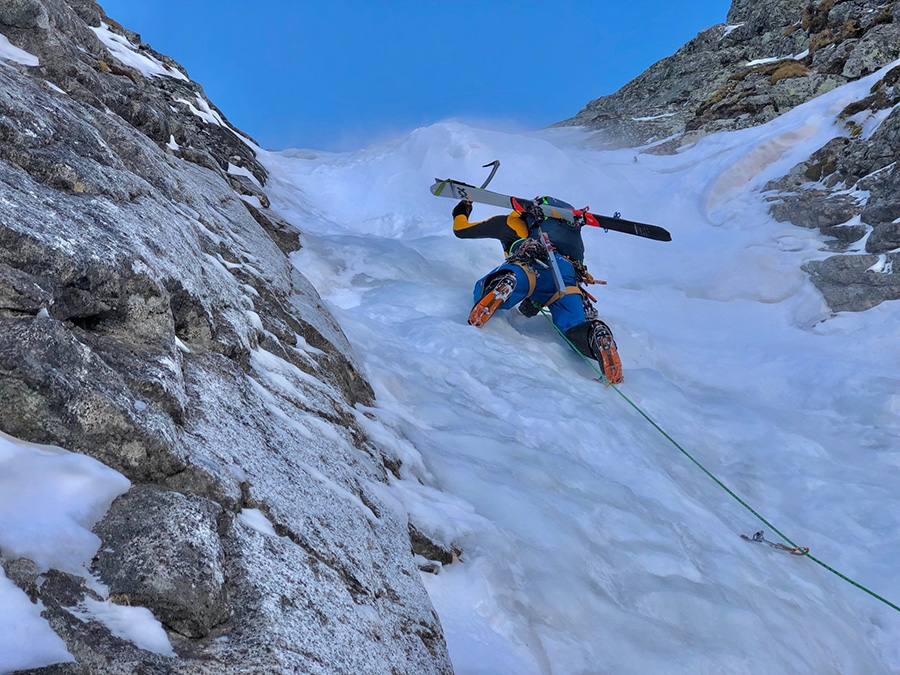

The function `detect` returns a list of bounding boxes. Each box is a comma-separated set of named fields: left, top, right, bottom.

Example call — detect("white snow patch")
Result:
left=240, top=194, right=263, bottom=209
left=0, top=34, right=39, bottom=66
left=72, top=598, right=176, bottom=656
left=847, top=104, right=899, bottom=140
left=0, top=572, right=73, bottom=671
left=175, top=95, right=226, bottom=126
left=0, top=431, right=130, bottom=575
left=632, top=112, right=677, bottom=122
left=228, top=162, right=263, bottom=188
left=237, top=507, right=280, bottom=537
left=174, top=335, right=191, bottom=353
left=44, top=80, right=66, bottom=94
left=245, top=309, right=264, bottom=332
left=0, top=432, right=131, bottom=671
left=294, top=333, right=325, bottom=356
left=746, top=56, right=781, bottom=66
left=90, top=22, right=187, bottom=81
left=867, top=254, right=894, bottom=274
left=746, top=49, right=809, bottom=67
left=249, top=347, right=331, bottom=400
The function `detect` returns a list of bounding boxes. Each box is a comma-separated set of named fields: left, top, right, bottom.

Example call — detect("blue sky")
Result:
left=98, top=1, right=732, bottom=151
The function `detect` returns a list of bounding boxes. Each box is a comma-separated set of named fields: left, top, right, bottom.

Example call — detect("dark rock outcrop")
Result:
left=92, top=486, right=230, bottom=639
left=561, top=0, right=900, bottom=313
left=804, top=252, right=900, bottom=310
left=765, top=61, right=900, bottom=311
left=0, top=1, right=452, bottom=673
left=559, top=0, right=900, bottom=153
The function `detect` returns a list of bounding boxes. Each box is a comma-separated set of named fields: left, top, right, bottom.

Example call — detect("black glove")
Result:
left=452, top=200, right=473, bottom=218
left=519, top=300, right=541, bottom=317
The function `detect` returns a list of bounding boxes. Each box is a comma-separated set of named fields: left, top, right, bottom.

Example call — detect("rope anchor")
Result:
left=741, top=530, right=809, bottom=556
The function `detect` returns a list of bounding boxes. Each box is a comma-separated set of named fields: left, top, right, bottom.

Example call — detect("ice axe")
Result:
left=480, top=160, right=500, bottom=189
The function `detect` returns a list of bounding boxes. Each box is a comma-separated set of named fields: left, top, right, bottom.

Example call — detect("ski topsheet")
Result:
left=430, top=178, right=672, bottom=242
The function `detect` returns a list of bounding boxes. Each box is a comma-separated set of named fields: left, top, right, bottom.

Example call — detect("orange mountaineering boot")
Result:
left=468, top=272, right=517, bottom=327
left=589, top=321, right=624, bottom=384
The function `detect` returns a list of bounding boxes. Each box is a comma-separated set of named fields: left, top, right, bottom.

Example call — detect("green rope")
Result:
left=540, top=309, right=900, bottom=614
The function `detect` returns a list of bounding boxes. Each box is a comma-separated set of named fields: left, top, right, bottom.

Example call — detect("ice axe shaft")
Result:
left=480, top=160, right=500, bottom=189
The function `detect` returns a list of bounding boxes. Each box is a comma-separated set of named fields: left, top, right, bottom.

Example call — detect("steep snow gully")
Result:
left=262, top=63, right=900, bottom=675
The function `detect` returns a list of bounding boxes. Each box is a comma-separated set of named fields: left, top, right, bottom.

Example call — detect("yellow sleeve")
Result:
left=453, top=211, right=529, bottom=253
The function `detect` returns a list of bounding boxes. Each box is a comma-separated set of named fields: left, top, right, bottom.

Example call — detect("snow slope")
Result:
left=263, top=59, right=900, bottom=675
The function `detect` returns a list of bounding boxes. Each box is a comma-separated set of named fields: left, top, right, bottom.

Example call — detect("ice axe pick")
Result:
left=480, top=160, right=500, bottom=189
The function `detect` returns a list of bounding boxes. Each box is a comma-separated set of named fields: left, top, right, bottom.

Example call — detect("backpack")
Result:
left=524, top=196, right=585, bottom=262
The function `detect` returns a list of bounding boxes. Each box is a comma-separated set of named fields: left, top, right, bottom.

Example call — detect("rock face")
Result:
left=0, top=1, right=452, bottom=673
left=559, top=0, right=899, bottom=151
left=92, top=486, right=230, bottom=639
left=764, top=60, right=900, bottom=311
left=560, top=0, right=900, bottom=312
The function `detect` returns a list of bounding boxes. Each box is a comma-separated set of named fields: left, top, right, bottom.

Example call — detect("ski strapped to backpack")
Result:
left=430, top=177, right=672, bottom=242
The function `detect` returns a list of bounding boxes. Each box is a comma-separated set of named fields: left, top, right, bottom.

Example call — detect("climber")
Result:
left=451, top=197, right=624, bottom=384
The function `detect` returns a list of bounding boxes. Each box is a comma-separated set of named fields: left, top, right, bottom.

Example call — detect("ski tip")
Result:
left=430, top=180, right=447, bottom=196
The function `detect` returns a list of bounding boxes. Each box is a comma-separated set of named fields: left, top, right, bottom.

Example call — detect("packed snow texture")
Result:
left=263, top=60, right=900, bottom=674
left=0, top=432, right=147, bottom=671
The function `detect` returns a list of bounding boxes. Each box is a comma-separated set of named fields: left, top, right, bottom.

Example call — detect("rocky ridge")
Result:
left=560, top=0, right=900, bottom=312
left=0, top=1, right=452, bottom=673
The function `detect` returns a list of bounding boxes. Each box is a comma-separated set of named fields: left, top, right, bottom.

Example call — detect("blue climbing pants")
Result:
left=472, top=254, right=587, bottom=334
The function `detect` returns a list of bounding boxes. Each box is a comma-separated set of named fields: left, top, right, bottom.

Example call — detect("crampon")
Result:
left=468, top=273, right=516, bottom=327
left=590, top=322, right=624, bottom=385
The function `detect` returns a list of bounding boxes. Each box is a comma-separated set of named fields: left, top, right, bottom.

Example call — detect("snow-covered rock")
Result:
left=0, top=1, right=451, bottom=672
